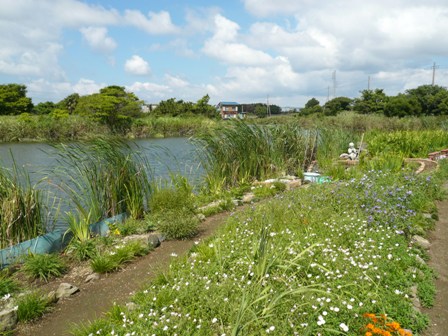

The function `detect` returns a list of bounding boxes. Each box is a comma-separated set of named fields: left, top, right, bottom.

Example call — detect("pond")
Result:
left=0, top=137, right=203, bottom=231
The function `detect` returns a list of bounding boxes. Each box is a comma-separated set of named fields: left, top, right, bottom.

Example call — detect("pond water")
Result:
left=0, top=137, right=203, bottom=231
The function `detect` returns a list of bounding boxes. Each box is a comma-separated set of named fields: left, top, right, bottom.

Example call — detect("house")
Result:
left=216, top=101, right=240, bottom=119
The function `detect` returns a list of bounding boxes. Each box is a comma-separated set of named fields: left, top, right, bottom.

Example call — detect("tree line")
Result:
left=301, top=85, right=448, bottom=117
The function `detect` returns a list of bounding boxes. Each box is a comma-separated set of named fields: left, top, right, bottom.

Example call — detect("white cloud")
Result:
left=73, top=78, right=106, bottom=95
left=124, top=55, right=151, bottom=75
left=165, top=74, right=189, bottom=88
left=80, top=27, right=117, bottom=53
left=124, top=10, right=179, bottom=35
left=127, top=81, right=172, bottom=99
left=203, top=14, right=274, bottom=66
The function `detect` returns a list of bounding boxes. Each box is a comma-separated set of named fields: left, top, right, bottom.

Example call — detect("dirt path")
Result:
left=422, top=183, right=448, bottom=336
left=15, top=211, right=233, bottom=336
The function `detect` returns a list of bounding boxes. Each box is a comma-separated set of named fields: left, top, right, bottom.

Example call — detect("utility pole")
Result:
left=368, top=76, right=371, bottom=90
left=266, top=95, right=271, bottom=117
left=432, top=62, right=439, bottom=86
left=332, top=71, right=336, bottom=98
left=327, top=86, right=330, bottom=102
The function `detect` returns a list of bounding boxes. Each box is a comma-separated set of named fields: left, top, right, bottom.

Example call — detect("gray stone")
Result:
left=46, top=290, right=59, bottom=304
left=410, top=285, right=418, bottom=298
left=412, top=235, right=431, bottom=250
left=415, top=254, right=426, bottom=266
left=55, top=283, right=79, bottom=299
left=422, top=213, right=432, bottom=219
left=197, top=213, right=206, bottom=222
left=0, top=301, right=18, bottom=332
left=85, top=273, right=100, bottom=283
left=242, top=193, right=255, bottom=203
left=126, top=302, right=137, bottom=311
left=147, top=234, right=161, bottom=248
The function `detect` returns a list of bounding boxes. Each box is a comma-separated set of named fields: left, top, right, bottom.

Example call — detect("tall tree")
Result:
left=74, top=86, right=142, bottom=133
left=323, top=97, right=352, bottom=116
left=405, top=85, right=448, bottom=115
left=353, top=89, right=388, bottom=114
left=0, top=84, right=33, bottom=115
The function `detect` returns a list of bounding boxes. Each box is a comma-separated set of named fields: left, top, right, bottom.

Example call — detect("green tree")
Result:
left=353, top=89, right=388, bottom=114
left=74, top=86, right=142, bottom=133
left=194, top=94, right=216, bottom=117
left=301, top=98, right=322, bottom=115
left=33, top=101, right=56, bottom=115
left=384, top=94, right=421, bottom=117
left=405, top=85, right=448, bottom=115
left=0, top=84, right=33, bottom=115
left=57, top=93, right=80, bottom=114
left=255, top=105, right=268, bottom=118
left=323, top=97, right=352, bottom=116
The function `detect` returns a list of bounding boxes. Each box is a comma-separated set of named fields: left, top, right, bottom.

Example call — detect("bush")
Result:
left=90, top=254, right=120, bottom=274
left=149, top=187, right=194, bottom=213
left=65, top=239, right=97, bottom=261
left=0, top=270, right=20, bottom=296
left=21, top=253, right=67, bottom=282
left=152, top=208, right=199, bottom=239
left=17, top=292, right=50, bottom=322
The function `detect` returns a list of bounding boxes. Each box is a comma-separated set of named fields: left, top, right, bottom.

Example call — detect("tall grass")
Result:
left=196, top=122, right=316, bottom=188
left=0, top=157, right=44, bottom=249
left=367, top=130, right=448, bottom=158
left=53, top=138, right=153, bottom=225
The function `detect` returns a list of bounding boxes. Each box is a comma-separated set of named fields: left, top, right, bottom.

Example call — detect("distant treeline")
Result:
left=301, top=85, right=448, bottom=117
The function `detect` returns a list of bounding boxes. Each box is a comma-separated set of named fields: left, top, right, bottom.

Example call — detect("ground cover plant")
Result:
left=72, top=160, right=446, bottom=335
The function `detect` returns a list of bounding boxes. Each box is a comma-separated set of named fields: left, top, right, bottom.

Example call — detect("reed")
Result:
left=53, top=138, right=153, bottom=225
left=196, top=122, right=316, bottom=188
left=0, top=157, right=44, bottom=249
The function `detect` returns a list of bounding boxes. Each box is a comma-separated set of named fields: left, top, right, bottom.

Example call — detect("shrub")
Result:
left=0, top=270, right=20, bottom=296
left=152, top=208, right=199, bottom=239
left=149, top=187, right=194, bottom=213
left=21, top=253, right=67, bottom=282
left=90, top=254, right=120, bottom=274
left=17, top=292, right=50, bottom=322
left=65, top=239, right=97, bottom=261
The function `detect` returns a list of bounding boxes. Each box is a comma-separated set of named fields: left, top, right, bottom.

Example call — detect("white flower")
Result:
left=212, top=317, right=218, bottom=323
left=339, top=323, right=349, bottom=332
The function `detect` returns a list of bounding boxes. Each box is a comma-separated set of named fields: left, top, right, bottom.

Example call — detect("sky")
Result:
left=1, top=0, right=448, bottom=108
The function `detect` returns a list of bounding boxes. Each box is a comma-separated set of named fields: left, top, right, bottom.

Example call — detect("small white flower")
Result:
left=339, top=323, right=349, bottom=332
left=212, top=317, right=218, bottom=323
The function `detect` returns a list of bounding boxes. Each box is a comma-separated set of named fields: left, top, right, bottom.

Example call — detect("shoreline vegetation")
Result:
left=0, top=111, right=448, bottom=334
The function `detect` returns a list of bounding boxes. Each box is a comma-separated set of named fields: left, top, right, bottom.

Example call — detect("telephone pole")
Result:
left=432, top=62, right=439, bottom=86
left=368, top=76, right=371, bottom=90
left=332, top=71, right=336, bottom=98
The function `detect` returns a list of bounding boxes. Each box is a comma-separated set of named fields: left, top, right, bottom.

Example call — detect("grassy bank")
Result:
left=73, top=161, right=447, bottom=335
left=0, top=115, right=217, bottom=143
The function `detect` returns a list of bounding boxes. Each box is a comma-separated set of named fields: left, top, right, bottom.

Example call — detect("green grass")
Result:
left=72, top=165, right=443, bottom=335
left=16, top=291, right=50, bottom=322
left=21, top=253, right=67, bottom=282
left=0, top=269, right=20, bottom=297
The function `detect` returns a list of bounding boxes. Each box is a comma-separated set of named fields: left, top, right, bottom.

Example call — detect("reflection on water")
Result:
left=0, top=138, right=203, bottom=231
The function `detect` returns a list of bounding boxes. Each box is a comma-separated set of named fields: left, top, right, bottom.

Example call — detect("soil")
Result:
left=14, top=210, right=234, bottom=336
left=12, top=166, right=448, bottom=336
left=421, top=183, right=448, bottom=336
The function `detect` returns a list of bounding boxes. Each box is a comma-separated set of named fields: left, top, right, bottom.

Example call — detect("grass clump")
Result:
left=152, top=208, right=199, bottom=240
left=0, top=269, right=20, bottom=297
left=21, top=253, right=67, bottom=282
left=16, top=291, right=51, bottom=322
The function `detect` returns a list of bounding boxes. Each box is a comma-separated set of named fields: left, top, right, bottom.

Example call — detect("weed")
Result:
left=21, top=253, right=67, bottom=282
left=152, top=208, right=199, bottom=239
left=16, top=292, right=50, bottom=322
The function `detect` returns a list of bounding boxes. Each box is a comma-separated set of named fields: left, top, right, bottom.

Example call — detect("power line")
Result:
left=432, top=62, right=439, bottom=86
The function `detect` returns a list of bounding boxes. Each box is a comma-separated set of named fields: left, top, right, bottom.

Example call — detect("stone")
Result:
left=410, top=285, right=418, bottom=298
left=196, top=213, right=206, bottom=222
left=46, top=290, right=59, bottom=304
left=412, top=235, right=431, bottom=250
left=288, top=179, right=302, bottom=189
left=415, top=254, right=426, bottom=266
left=0, top=300, right=18, bottom=332
left=85, top=273, right=100, bottom=283
left=147, top=234, right=161, bottom=249
left=422, top=213, right=432, bottom=220
left=242, top=193, right=255, bottom=203
left=55, top=283, right=79, bottom=299
left=126, top=302, right=137, bottom=311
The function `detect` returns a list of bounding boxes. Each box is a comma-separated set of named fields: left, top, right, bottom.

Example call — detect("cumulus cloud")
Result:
left=124, top=10, right=179, bottom=34
left=80, top=27, right=117, bottom=53
left=203, top=14, right=274, bottom=66
left=126, top=81, right=172, bottom=99
left=124, top=55, right=151, bottom=75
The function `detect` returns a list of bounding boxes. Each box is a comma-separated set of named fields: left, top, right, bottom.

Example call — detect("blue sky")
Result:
left=1, top=0, right=448, bottom=107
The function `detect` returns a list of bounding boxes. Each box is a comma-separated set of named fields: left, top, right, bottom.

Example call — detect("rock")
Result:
left=0, top=300, right=18, bottom=332
left=412, top=235, right=431, bottom=250
left=196, top=213, right=206, bottom=222
left=126, top=302, right=137, bottom=311
left=147, top=234, right=161, bottom=249
left=422, top=213, right=432, bottom=220
left=85, top=273, right=100, bottom=283
left=410, top=285, right=418, bottom=298
left=288, top=179, right=302, bottom=189
left=46, top=290, right=59, bottom=304
left=156, top=233, right=166, bottom=243
left=415, top=254, right=426, bottom=266
left=56, top=283, right=79, bottom=299
left=242, top=193, right=255, bottom=203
